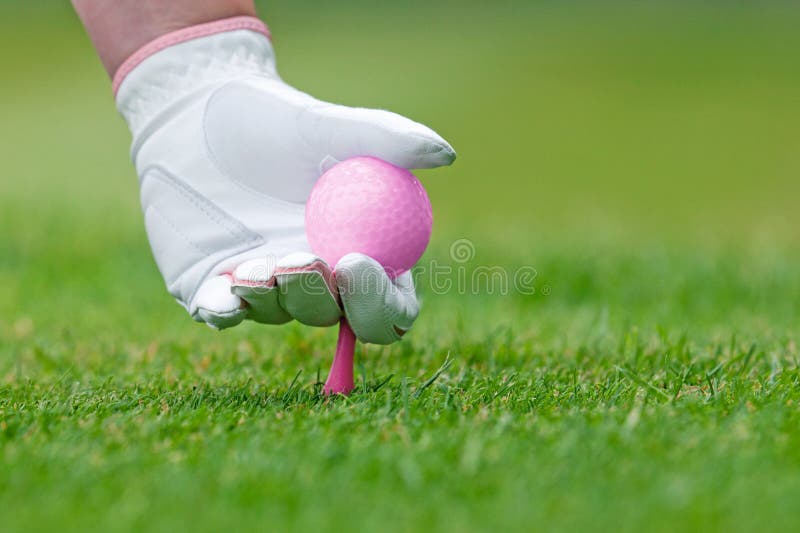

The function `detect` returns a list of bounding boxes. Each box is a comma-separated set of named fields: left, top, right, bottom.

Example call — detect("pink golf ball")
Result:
left=306, top=156, right=433, bottom=277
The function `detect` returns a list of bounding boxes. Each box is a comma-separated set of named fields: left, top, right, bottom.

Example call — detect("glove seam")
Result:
left=141, top=165, right=267, bottom=311
left=113, top=16, right=271, bottom=96
left=144, top=165, right=264, bottom=246
left=202, top=80, right=320, bottom=211
left=146, top=204, right=214, bottom=257
left=130, top=84, right=213, bottom=162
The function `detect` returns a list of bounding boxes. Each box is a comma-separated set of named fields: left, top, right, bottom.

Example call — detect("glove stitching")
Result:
left=146, top=165, right=263, bottom=246
left=147, top=205, right=213, bottom=256
left=130, top=87, right=213, bottom=161
left=142, top=166, right=267, bottom=310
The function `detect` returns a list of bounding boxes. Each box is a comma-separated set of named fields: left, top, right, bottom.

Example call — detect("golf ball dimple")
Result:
left=305, top=156, right=433, bottom=277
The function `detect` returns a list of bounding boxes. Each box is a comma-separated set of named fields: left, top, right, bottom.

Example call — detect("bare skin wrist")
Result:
left=72, top=0, right=257, bottom=78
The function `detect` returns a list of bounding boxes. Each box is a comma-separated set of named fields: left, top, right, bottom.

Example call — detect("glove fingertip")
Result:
left=193, top=275, right=248, bottom=330
left=404, top=131, right=456, bottom=169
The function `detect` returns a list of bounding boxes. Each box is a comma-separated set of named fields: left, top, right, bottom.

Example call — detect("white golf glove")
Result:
left=114, top=17, right=455, bottom=344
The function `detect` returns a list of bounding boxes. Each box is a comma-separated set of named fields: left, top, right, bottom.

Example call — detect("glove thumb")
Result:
left=299, top=103, right=456, bottom=170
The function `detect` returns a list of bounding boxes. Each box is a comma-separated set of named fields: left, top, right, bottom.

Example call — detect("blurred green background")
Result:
left=2, top=2, right=800, bottom=531
left=4, top=1, right=800, bottom=240
left=3, top=1, right=799, bottom=336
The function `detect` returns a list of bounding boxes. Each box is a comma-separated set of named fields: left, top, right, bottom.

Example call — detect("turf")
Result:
left=2, top=2, right=800, bottom=531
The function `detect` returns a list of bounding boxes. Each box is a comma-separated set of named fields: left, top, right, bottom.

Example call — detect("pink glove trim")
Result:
left=112, top=16, right=271, bottom=96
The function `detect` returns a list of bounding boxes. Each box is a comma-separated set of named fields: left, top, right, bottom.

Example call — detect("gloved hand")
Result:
left=114, top=17, right=454, bottom=343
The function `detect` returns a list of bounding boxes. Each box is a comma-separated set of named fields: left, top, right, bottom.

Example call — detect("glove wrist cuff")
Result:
left=112, top=16, right=270, bottom=95
left=115, top=16, right=274, bottom=135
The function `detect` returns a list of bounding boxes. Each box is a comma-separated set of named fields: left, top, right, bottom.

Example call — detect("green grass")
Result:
left=2, top=2, right=800, bottom=531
